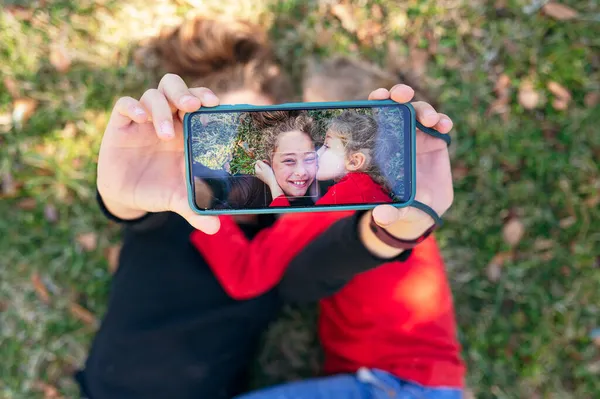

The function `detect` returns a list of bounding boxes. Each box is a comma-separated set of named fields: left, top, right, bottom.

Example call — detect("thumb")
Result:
left=187, top=214, right=221, bottom=235
left=372, top=204, right=410, bottom=227
left=170, top=190, right=221, bottom=234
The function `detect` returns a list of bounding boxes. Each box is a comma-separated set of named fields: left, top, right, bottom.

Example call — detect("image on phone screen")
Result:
left=187, top=104, right=412, bottom=211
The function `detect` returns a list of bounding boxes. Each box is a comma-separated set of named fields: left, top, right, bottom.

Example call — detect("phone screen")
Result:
left=187, top=103, right=412, bottom=211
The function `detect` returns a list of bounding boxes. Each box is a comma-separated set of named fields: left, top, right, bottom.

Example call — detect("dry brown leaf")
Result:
left=584, top=92, right=599, bottom=108
left=547, top=81, right=572, bottom=101
left=559, top=216, right=577, bottom=228
left=33, top=381, right=63, bottom=399
left=61, top=122, right=77, bottom=139
left=0, top=113, right=12, bottom=134
left=584, top=193, right=600, bottom=208
left=49, top=43, right=72, bottom=73
left=76, top=232, right=98, bottom=252
left=503, top=218, right=525, bottom=247
left=542, top=2, right=579, bottom=21
left=452, top=163, right=469, bottom=180
left=44, top=204, right=59, bottom=223
left=518, top=81, right=540, bottom=110
left=3, top=77, right=20, bottom=98
left=488, top=74, right=511, bottom=119
left=487, top=252, right=513, bottom=282
left=17, top=197, right=37, bottom=210
left=104, top=244, right=122, bottom=274
left=533, top=238, right=555, bottom=251
left=70, top=302, right=97, bottom=326
left=12, top=98, right=38, bottom=129
left=495, top=74, right=511, bottom=95
left=552, top=98, right=569, bottom=111
left=31, top=272, right=50, bottom=304
left=331, top=3, right=357, bottom=33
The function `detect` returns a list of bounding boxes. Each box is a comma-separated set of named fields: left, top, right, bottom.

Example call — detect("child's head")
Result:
left=258, top=112, right=318, bottom=198
left=317, top=111, right=385, bottom=185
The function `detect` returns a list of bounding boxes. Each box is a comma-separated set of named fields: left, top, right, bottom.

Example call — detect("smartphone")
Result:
left=184, top=99, right=416, bottom=215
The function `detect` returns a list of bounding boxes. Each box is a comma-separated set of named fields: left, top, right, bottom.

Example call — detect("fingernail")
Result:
left=202, top=91, right=218, bottom=104
left=424, top=110, right=437, bottom=118
left=180, top=95, right=198, bottom=106
left=160, top=121, right=174, bottom=137
left=441, top=117, right=451, bottom=128
left=134, top=107, right=146, bottom=116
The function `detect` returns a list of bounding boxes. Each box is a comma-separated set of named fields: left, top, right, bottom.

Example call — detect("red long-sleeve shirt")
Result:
left=190, top=172, right=465, bottom=388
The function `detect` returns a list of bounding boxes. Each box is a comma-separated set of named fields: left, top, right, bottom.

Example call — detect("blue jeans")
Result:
left=235, top=368, right=462, bottom=399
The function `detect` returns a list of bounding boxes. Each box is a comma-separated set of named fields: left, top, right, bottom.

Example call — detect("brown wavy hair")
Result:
left=253, top=111, right=318, bottom=161
left=328, top=111, right=389, bottom=190
left=138, top=17, right=293, bottom=104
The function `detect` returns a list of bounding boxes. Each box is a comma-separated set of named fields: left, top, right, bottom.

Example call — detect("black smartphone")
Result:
left=184, top=99, right=416, bottom=215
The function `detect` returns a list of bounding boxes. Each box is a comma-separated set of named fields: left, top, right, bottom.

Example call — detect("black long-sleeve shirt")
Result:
left=76, top=193, right=410, bottom=399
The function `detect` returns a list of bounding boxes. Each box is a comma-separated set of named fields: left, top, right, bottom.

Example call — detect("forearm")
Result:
left=279, top=211, right=413, bottom=304
left=357, top=210, right=434, bottom=258
left=96, top=190, right=169, bottom=232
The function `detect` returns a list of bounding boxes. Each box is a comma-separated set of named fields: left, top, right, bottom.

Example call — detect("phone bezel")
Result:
left=183, top=99, right=417, bottom=215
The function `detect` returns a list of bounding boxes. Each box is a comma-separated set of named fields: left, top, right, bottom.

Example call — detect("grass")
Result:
left=1, top=0, right=599, bottom=397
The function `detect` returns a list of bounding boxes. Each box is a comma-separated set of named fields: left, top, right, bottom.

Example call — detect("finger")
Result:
left=432, top=112, right=453, bottom=134
left=111, top=96, right=148, bottom=127
left=372, top=204, right=409, bottom=227
left=187, top=214, right=221, bottom=234
left=158, top=73, right=202, bottom=113
left=177, top=87, right=220, bottom=121
left=412, top=101, right=441, bottom=128
left=170, top=191, right=221, bottom=234
left=389, top=84, right=416, bottom=104
left=368, top=88, right=390, bottom=100
left=189, top=87, right=219, bottom=107
left=140, top=89, right=175, bottom=140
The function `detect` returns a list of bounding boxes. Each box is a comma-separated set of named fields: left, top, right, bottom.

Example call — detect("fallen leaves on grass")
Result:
left=518, top=81, right=540, bottom=110
left=559, top=216, right=577, bottom=228
left=542, top=2, right=579, bottom=21
left=0, top=113, right=12, bottom=133
left=584, top=92, right=599, bottom=108
left=104, top=243, right=122, bottom=274
left=488, top=74, right=511, bottom=120
left=331, top=3, right=357, bottom=33
left=12, top=98, right=38, bottom=130
left=76, top=232, right=98, bottom=252
left=503, top=217, right=525, bottom=247
left=49, top=43, right=72, bottom=73
left=17, top=197, right=37, bottom=210
left=547, top=81, right=571, bottom=110
left=31, top=272, right=51, bottom=304
left=33, top=381, right=63, bottom=399
left=3, top=77, right=20, bottom=98
left=487, top=251, right=514, bottom=282
left=69, top=302, right=97, bottom=327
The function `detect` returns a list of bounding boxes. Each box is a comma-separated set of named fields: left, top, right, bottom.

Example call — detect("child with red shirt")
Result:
left=190, top=112, right=465, bottom=398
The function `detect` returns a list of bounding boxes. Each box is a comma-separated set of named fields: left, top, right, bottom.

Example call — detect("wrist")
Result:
left=98, top=191, right=147, bottom=221
left=358, top=211, right=435, bottom=258
left=358, top=211, right=405, bottom=259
